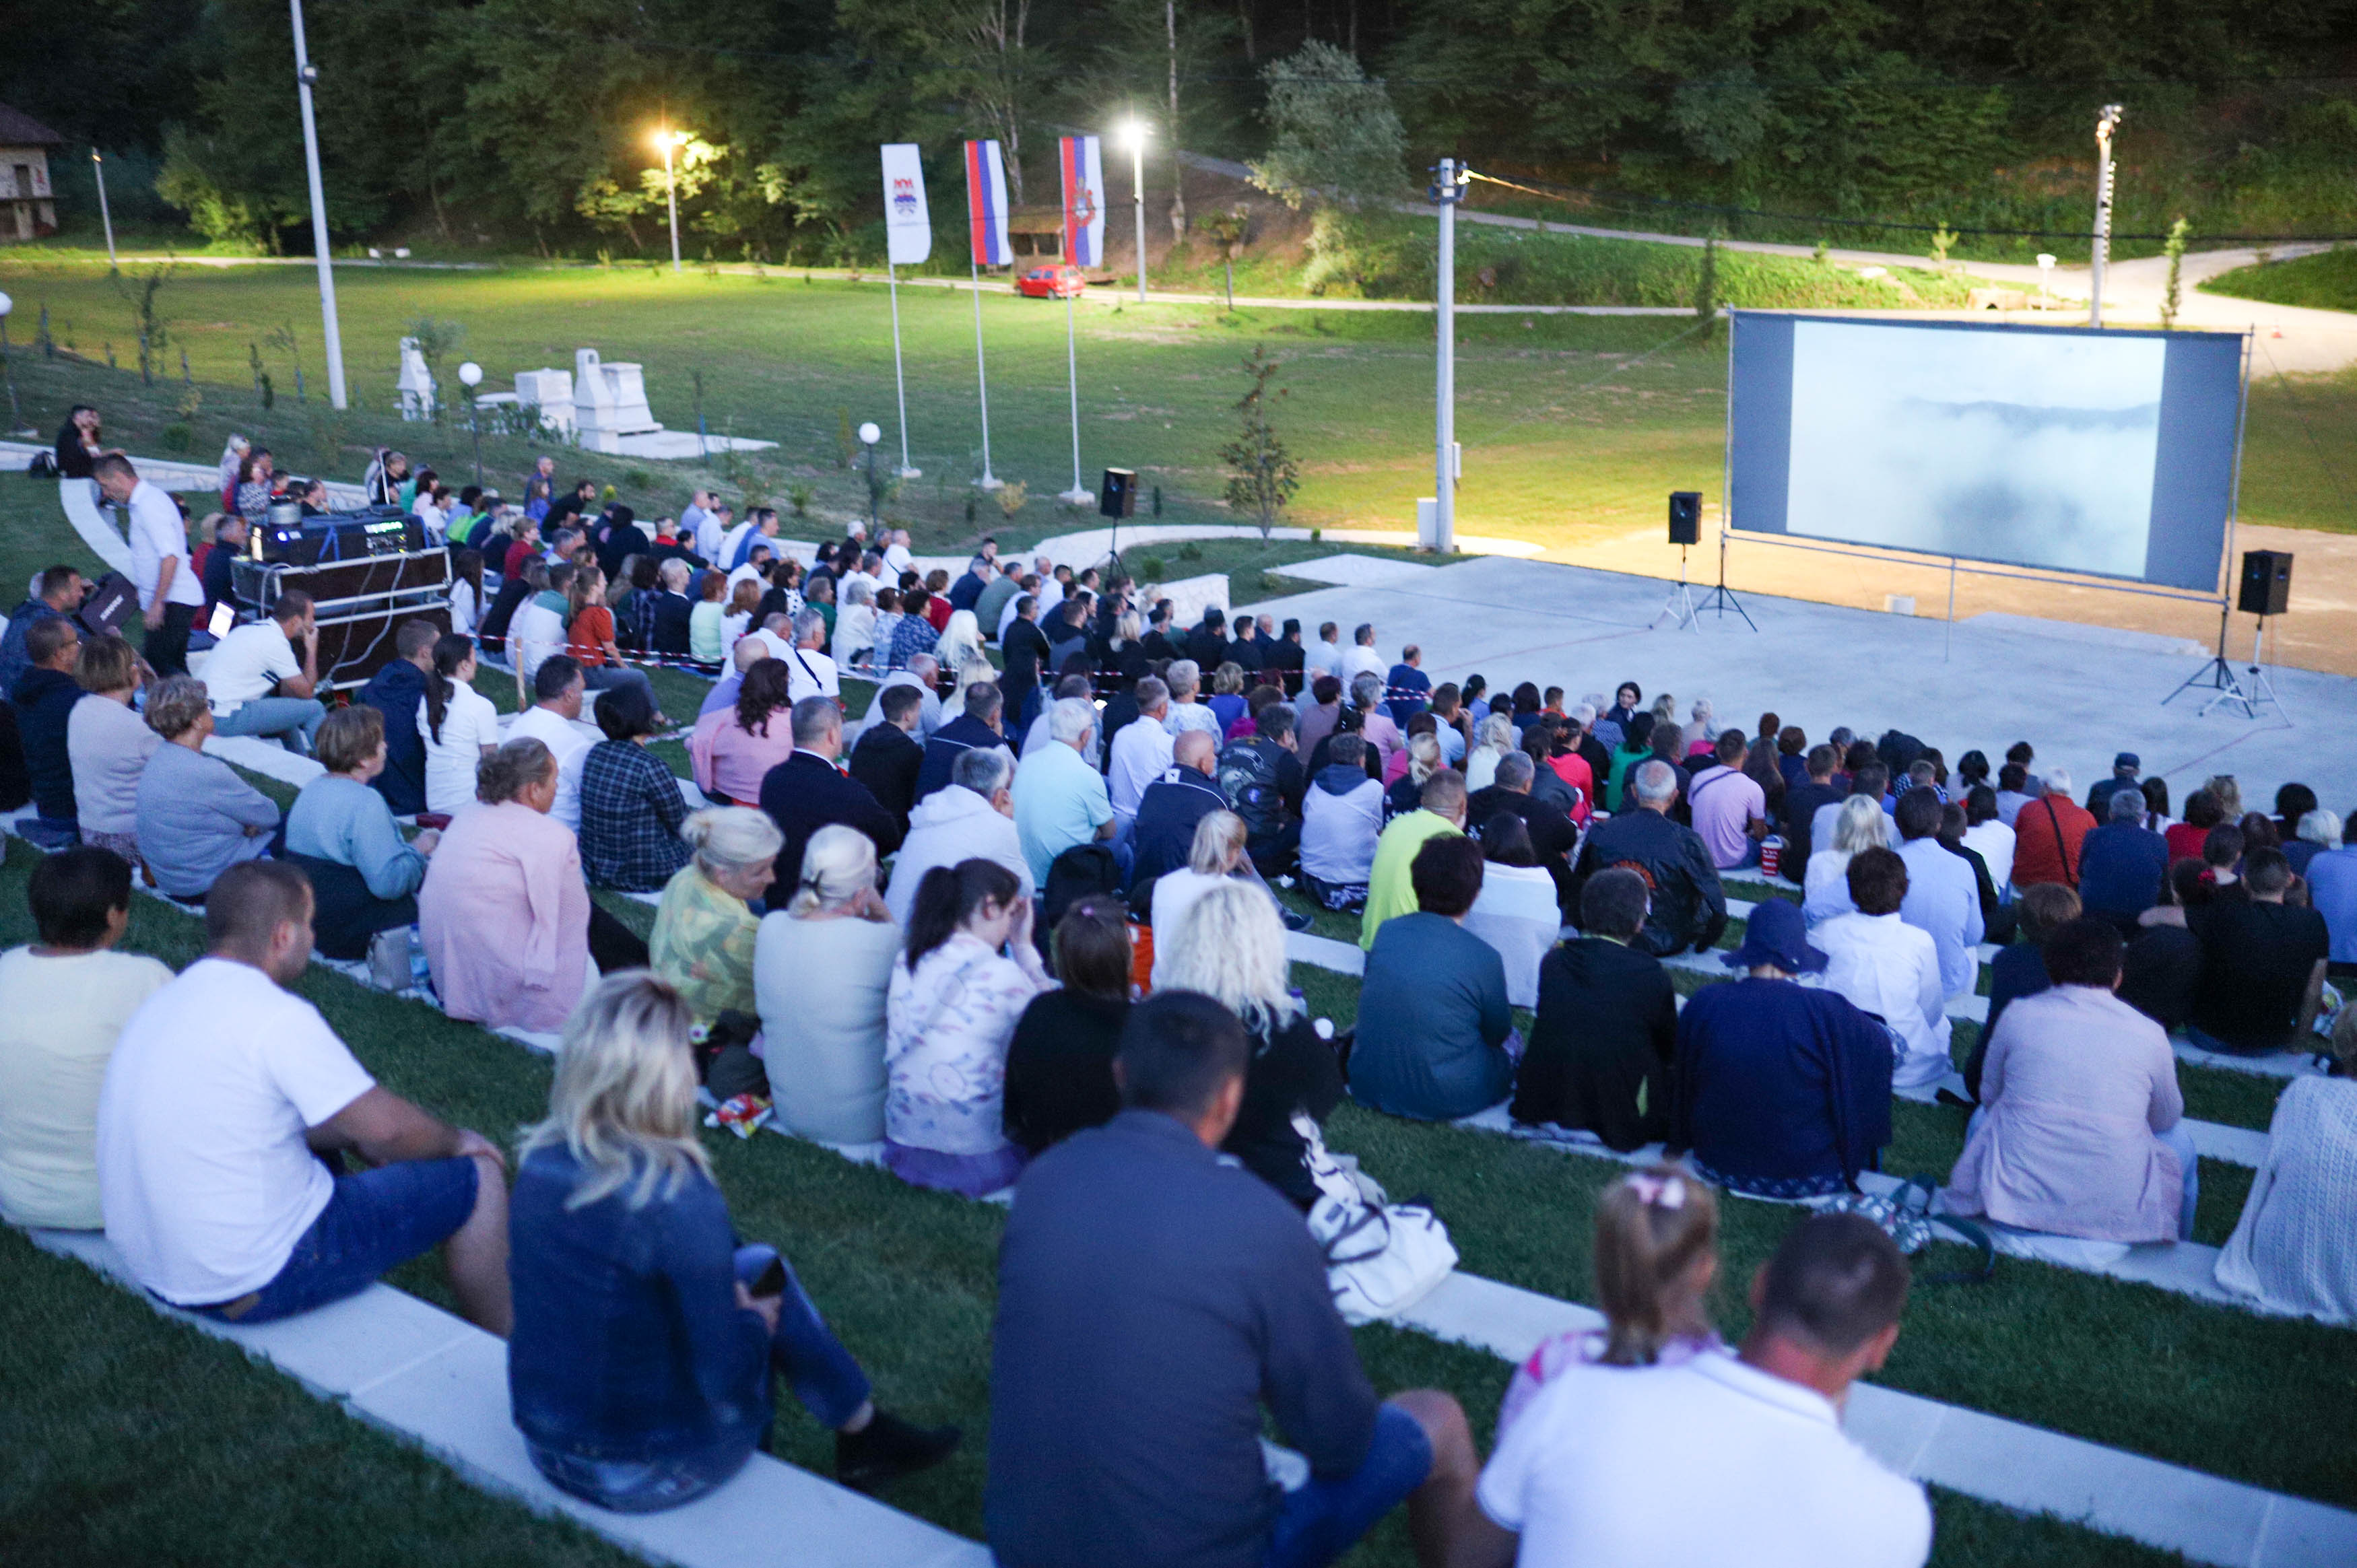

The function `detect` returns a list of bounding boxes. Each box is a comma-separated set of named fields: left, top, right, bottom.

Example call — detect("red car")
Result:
left=1016, top=265, right=1088, bottom=299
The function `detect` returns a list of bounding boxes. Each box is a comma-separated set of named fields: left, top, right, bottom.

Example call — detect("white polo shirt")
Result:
left=507, top=704, right=593, bottom=831
left=127, top=479, right=204, bottom=610
left=96, top=958, right=377, bottom=1305
left=1476, top=1348, right=1931, bottom=1568
left=199, top=619, right=300, bottom=713
left=781, top=642, right=840, bottom=704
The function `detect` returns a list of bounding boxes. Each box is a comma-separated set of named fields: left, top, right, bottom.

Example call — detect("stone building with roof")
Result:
left=0, top=104, right=63, bottom=242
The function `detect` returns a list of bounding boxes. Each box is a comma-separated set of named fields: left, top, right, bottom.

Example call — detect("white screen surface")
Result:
left=1784, top=320, right=2166, bottom=579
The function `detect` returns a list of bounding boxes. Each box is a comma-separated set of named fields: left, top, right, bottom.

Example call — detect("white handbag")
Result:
left=1298, top=1116, right=1457, bottom=1325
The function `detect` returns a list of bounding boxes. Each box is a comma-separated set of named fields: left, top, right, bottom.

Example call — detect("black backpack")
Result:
left=1216, top=739, right=1284, bottom=838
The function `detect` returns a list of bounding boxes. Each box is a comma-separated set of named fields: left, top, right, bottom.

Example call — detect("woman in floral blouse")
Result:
left=650, top=807, right=781, bottom=1027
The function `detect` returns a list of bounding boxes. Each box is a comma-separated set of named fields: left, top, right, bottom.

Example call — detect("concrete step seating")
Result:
left=15, top=1225, right=987, bottom=1568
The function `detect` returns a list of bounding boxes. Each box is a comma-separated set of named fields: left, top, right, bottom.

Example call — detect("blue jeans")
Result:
left=525, top=1243, right=873, bottom=1515
left=214, top=696, right=329, bottom=755
left=1264, top=1403, right=1434, bottom=1568
left=185, top=1157, right=478, bottom=1323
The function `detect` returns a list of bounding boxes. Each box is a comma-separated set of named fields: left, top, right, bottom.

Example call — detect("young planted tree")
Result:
left=1694, top=232, right=1720, bottom=339
left=1221, top=345, right=1300, bottom=539
left=2160, top=217, right=2191, bottom=330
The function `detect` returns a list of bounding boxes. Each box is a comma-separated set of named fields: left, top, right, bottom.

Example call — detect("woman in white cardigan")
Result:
left=2216, top=1012, right=2357, bottom=1324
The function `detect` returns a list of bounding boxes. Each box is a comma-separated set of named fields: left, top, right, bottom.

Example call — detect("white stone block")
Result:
left=397, top=338, right=436, bottom=422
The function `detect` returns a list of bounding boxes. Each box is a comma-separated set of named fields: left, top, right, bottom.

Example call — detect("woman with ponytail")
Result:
left=417, top=634, right=500, bottom=815
left=755, top=825, right=899, bottom=1145
left=1495, top=1166, right=1723, bottom=1437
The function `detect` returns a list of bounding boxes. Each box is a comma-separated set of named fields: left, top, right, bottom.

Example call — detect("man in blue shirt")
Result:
left=2077, top=786, right=2172, bottom=929
left=1012, top=696, right=1115, bottom=885
left=1383, top=645, right=1432, bottom=725
left=989, top=991, right=1476, bottom=1568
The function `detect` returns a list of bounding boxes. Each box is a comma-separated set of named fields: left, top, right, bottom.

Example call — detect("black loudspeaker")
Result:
left=1667, top=491, right=1702, bottom=546
left=1099, top=467, right=1137, bottom=520
left=2238, top=550, right=2292, bottom=617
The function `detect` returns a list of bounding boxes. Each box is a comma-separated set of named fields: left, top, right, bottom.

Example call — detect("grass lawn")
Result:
left=2203, top=249, right=2357, bottom=313
left=3, top=257, right=2353, bottom=561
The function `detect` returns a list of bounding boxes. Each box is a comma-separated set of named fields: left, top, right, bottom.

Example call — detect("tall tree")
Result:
left=1248, top=41, right=1405, bottom=208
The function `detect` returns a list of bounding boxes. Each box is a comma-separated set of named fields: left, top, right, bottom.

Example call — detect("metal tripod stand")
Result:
left=2164, top=602, right=2286, bottom=723
left=1697, top=524, right=1756, bottom=630
left=1653, top=545, right=1699, bottom=630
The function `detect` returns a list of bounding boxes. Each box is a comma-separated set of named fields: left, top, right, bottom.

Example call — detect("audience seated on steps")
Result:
left=757, top=695, right=903, bottom=915
left=283, top=706, right=436, bottom=962
left=1893, top=787, right=1983, bottom=1002
left=1002, top=895, right=1135, bottom=1160
left=688, top=656, right=793, bottom=807
left=1967, top=883, right=2080, bottom=1101
left=1673, top=899, right=1894, bottom=1200
left=988, top=990, right=1478, bottom=1568
left=418, top=634, right=501, bottom=818
left=1815, top=846, right=1952, bottom=1091
left=419, top=738, right=591, bottom=1034
left=755, top=827, right=898, bottom=1145
left=1465, top=1211, right=1931, bottom=1568
left=505, top=655, right=595, bottom=832
left=1360, top=769, right=1469, bottom=952
left=884, top=858, right=1051, bottom=1197
left=1944, top=918, right=2197, bottom=1245
left=650, top=807, right=780, bottom=1030
left=1492, top=1168, right=1726, bottom=1439
left=2184, top=846, right=2332, bottom=1058
left=96, top=861, right=512, bottom=1332
left=577, top=680, right=692, bottom=892
left=846, top=679, right=925, bottom=833
left=1510, top=869, right=1679, bottom=1151
left=15, top=611, right=85, bottom=844
left=2079, top=785, right=2173, bottom=929
left=0, top=849, right=173, bottom=1230
left=202, top=590, right=329, bottom=756
left=65, top=634, right=158, bottom=862
left=135, top=675, right=281, bottom=901
left=1298, top=732, right=1383, bottom=911
left=1569, top=759, right=1729, bottom=959
left=2216, top=1009, right=2357, bottom=1323
left=1803, top=792, right=1889, bottom=929
left=354, top=619, right=438, bottom=816
left=506, top=972, right=958, bottom=1512
left=1350, top=836, right=1518, bottom=1124
left=1461, top=813, right=1562, bottom=1010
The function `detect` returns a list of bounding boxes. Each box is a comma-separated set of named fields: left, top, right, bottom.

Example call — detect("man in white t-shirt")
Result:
left=881, top=527, right=915, bottom=577
left=1108, top=675, right=1176, bottom=829
left=694, top=502, right=732, bottom=564
left=779, top=609, right=840, bottom=704
left=505, top=654, right=593, bottom=832
left=202, top=590, right=328, bottom=755
left=1338, top=622, right=1386, bottom=687
left=96, top=862, right=512, bottom=1332
left=95, top=454, right=204, bottom=677
left=1461, top=1211, right=1930, bottom=1568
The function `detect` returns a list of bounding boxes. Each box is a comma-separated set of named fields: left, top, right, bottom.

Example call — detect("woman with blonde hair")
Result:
left=418, top=737, right=590, bottom=1033
left=756, top=825, right=899, bottom=1144
left=507, top=973, right=959, bottom=1513
left=651, top=807, right=782, bottom=1027
left=1803, top=794, right=1891, bottom=928
left=1148, top=809, right=1251, bottom=988
left=933, top=607, right=983, bottom=675
left=721, top=576, right=763, bottom=654
left=1155, top=879, right=1346, bottom=1206
left=1492, top=1166, right=1721, bottom=1437
left=2203, top=774, right=2244, bottom=826
left=1463, top=712, right=1517, bottom=794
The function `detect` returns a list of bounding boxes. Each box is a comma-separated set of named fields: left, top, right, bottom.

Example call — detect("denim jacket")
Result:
left=508, top=1145, right=770, bottom=1463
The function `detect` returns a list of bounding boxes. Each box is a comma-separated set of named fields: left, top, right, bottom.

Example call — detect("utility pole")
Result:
left=1128, top=123, right=1148, bottom=303
left=90, top=151, right=117, bottom=268
left=288, top=0, right=348, bottom=408
left=1432, top=158, right=1467, bottom=554
left=2089, top=104, right=2123, bottom=328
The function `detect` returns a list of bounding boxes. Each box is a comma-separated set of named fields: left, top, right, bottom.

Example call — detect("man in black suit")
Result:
left=1185, top=609, right=1230, bottom=670
left=917, top=680, right=1011, bottom=803
left=849, top=681, right=927, bottom=833
left=1139, top=601, right=1181, bottom=663
left=1226, top=615, right=1267, bottom=675
left=1263, top=618, right=1306, bottom=695
left=757, top=696, right=904, bottom=911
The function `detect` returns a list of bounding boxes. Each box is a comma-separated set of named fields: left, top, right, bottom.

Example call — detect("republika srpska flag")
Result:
left=1059, top=135, right=1104, bottom=268
left=964, top=140, right=1011, bottom=267
left=879, top=143, right=931, bottom=265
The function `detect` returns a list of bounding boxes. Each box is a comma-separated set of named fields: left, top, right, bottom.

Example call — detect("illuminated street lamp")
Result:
left=457, top=360, right=484, bottom=485
left=1121, top=118, right=1150, bottom=303
left=859, top=420, right=883, bottom=529
left=651, top=127, right=692, bottom=274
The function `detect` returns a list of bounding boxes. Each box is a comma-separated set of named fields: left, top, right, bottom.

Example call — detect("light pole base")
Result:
left=1057, top=487, right=1095, bottom=506
left=896, top=466, right=923, bottom=480
left=976, top=475, right=1005, bottom=491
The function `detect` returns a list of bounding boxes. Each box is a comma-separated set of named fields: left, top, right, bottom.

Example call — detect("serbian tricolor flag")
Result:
left=1059, top=135, right=1104, bottom=269
left=964, top=140, right=1011, bottom=267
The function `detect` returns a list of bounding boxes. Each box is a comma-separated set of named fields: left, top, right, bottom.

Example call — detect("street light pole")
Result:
left=1432, top=158, right=1466, bottom=555
left=1127, top=121, right=1148, bottom=303
left=0, top=293, right=21, bottom=434
left=659, top=131, right=683, bottom=273
left=859, top=421, right=883, bottom=531
left=288, top=0, right=348, bottom=409
left=90, top=152, right=117, bottom=267
left=2089, top=104, right=2123, bottom=328
left=458, top=361, right=484, bottom=486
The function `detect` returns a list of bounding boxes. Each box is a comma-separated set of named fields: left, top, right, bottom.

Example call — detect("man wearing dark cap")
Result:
left=1671, top=900, right=1895, bottom=1198
left=2085, top=753, right=2143, bottom=819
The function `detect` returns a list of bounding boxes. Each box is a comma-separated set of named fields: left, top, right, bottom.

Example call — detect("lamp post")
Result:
left=0, top=292, right=20, bottom=434
left=288, top=0, right=347, bottom=409
left=1431, top=158, right=1468, bottom=555
left=1122, top=118, right=1149, bottom=303
left=653, top=128, right=690, bottom=274
left=2036, top=252, right=2056, bottom=308
left=2089, top=104, right=2123, bottom=327
left=859, top=420, right=883, bottom=530
left=457, top=361, right=484, bottom=486
left=90, top=152, right=117, bottom=267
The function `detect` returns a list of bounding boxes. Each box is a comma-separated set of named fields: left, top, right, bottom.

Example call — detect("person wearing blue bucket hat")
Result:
left=1671, top=899, right=1896, bottom=1198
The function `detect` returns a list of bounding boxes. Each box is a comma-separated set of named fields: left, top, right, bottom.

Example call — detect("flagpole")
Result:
left=886, top=261, right=920, bottom=479
left=1060, top=287, right=1090, bottom=504
left=971, top=260, right=1000, bottom=489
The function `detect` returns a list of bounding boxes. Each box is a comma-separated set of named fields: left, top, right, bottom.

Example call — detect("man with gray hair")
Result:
left=1581, top=693, right=1624, bottom=752
left=652, top=556, right=696, bottom=657
left=1570, top=758, right=1729, bottom=956
left=1162, top=659, right=1222, bottom=741
left=853, top=652, right=943, bottom=743
left=888, top=745, right=1031, bottom=927
left=756, top=695, right=902, bottom=910
left=779, top=607, right=841, bottom=705
left=1012, top=695, right=1115, bottom=885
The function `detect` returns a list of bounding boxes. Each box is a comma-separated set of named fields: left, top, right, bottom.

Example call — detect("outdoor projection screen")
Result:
left=1726, top=312, right=2246, bottom=591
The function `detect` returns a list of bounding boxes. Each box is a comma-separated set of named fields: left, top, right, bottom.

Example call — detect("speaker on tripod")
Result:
left=1667, top=491, right=1702, bottom=546
left=2238, top=549, right=2291, bottom=617
left=2166, top=549, right=2290, bottom=721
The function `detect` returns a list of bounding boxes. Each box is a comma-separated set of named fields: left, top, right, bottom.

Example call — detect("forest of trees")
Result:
left=6, top=0, right=2357, bottom=262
